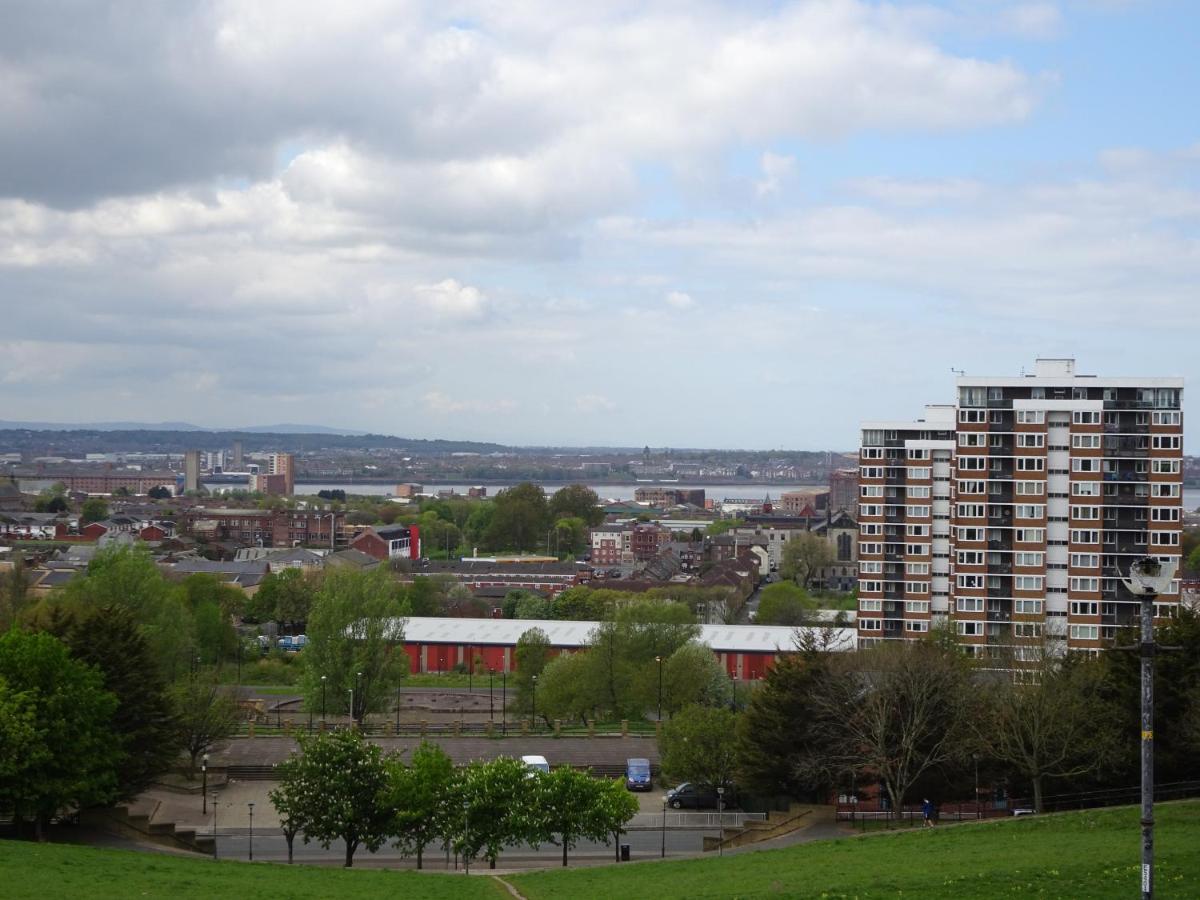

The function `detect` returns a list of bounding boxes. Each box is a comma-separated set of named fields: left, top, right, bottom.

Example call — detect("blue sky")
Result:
left=0, top=1, right=1196, bottom=450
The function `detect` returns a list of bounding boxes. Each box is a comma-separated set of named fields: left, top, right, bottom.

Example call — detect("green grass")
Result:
left=0, top=840, right=505, bottom=900
left=511, top=800, right=1200, bottom=899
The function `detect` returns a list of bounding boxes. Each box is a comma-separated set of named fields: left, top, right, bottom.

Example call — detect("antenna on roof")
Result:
left=950, top=367, right=965, bottom=377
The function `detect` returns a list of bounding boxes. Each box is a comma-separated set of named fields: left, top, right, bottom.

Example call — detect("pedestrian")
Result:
left=922, top=798, right=935, bottom=828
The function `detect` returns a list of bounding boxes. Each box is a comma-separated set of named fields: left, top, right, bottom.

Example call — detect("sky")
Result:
left=1, top=0, right=1197, bottom=450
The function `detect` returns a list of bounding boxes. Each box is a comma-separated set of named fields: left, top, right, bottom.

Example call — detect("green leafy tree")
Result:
left=660, top=704, right=739, bottom=794
left=301, top=567, right=409, bottom=720
left=484, top=482, right=548, bottom=552
left=268, top=755, right=311, bottom=863
left=515, top=594, right=552, bottom=619
left=381, top=741, right=457, bottom=869
left=551, top=517, right=588, bottom=557
left=706, top=518, right=743, bottom=536
left=515, top=626, right=552, bottom=717
left=406, top=576, right=445, bottom=617
left=252, top=568, right=317, bottom=628
left=529, top=766, right=615, bottom=867
left=595, top=776, right=640, bottom=862
left=171, top=676, right=239, bottom=776
left=780, top=532, right=835, bottom=589
left=547, top=485, right=604, bottom=527
left=289, top=729, right=392, bottom=867
left=0, top=630, right=122, bottom=840
left=660, top=642, right=732, bottom=716
left=455, top=756, right=535, bottom=869
left=0, top=554, right=32, bottom=630
left=755, top=581, right=817, bottom=626
left=536, top=651, right=600, bottom=726
left=80, top=497, right=109, bottom=524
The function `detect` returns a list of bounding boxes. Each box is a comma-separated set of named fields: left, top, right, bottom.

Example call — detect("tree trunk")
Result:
left=286, top=832, right=294, bottom=863
left=1033, top=775, right=1044, bottom=814
left=344, top=839, right=357, bottom=868
left=563, top=842, right=568, bottom=867
left=34, top=815, right=45, bottom=843
left=489, top=856, right=496, bottom=869
left=417, top=843, right=423, bottom=870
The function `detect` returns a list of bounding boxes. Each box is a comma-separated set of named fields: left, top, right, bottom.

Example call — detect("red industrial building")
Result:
left=393, top=617, right=854, bottom=677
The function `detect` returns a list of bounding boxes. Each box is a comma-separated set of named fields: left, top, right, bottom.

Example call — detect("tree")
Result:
left=780, top=532, right=834, bottom=589
left=46, top=604, right=178, bottom=801
left=0, top=553, right=32, bottom=630
left=660, top=642, right=731, bottom=716
left=551, top=517, right=588, bottom=557
left=301, top=567, right=408, bottom=720
left=484, top=482, right=548, bottom=552
left=529, top=767, right=614, bottom=867
left=755, top=582, right=817, bottom=626
left=171, top=676, right=239, bottom=777
left=706, top=518, right=743, bottom=536
left=536, top=651, right=600, bottom=726
left=818, top=640, right=973, bottom=811
left=975, top=650, right=1121, bottom=813
left=659, top=704, right=739, bottom=793
left=547, top=485, right=604, bottom=527
left=594, top=776, right=640, bottom=862
left=455, top=756, right=535, bottom=869
left=382, top=741, right=457, bottom=869
left=736, top=650, right=837, bottom=799
left=515, top=626, right=552, bottom=717
left=148, top=485, right=172, bottom=500
left=515, top=594, right=552, bottom=619
left=252, top=568, right=317, bottom=629
left=269, top=755, right=311, bottom=863
left=80, top=497, right=109, bottom=524
left=288, top=730, right=392, bottom=867
left=0, top=630, right=122, bottom=840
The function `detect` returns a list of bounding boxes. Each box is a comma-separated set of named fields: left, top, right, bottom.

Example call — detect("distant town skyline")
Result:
left=1, top=2, right=1196, bottom=449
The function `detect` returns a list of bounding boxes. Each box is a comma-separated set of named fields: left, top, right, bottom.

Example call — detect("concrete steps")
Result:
left=80, top=800, right=214, bottom=856
left=703, top=803, right=825, bottom=852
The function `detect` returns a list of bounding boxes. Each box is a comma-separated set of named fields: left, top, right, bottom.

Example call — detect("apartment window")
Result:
left=1152, top=435, right=1181, bottom=450
left=908, top=448, right=930, bottom=460
left=860, top=466, right=884, bottom=478
left=1151, top=531, right=1180, bottom=546
left=906, top=621, right=930, bottom=633
left=1070, top=624, right=1100, bottom=640
left=957, top=503, right=986, bottom=518
left=861, top=448, right=884, bottom=460
left=1152, top=411, right=1181, bottom=426
left=907, top=485, right=931, bottom=499
left=1072, top=434, right=1102, bottom=449
left=1015, top=599, right=1044, bottom=614
left=861, top=484, right=884, bottom=497
left=1016, top=410, right=1045, bottom=424
left=906, top=525, right=930, bottom=537
left=1070, top=553, right=1100, bottom=568
left=1072, top=458, right=1100, bottom=473
left=906, top=505, right=931, bottom=518
left=908, top=467, right=932, bottom=480
left=1070, top=578, right=1100, bottom=594
left=906, top=562, right=931, bottom=575
left=860, top=619, right=882, bottom=631
left=860, top=542, right=883, bottom=555
left=906, top=542, right=929, bottom=555
left=860, top=561, right=883, bottom=574
left=957, top=574, right=985, bottom=589
left=958, top=456, right=986, bottom=471
left=959, top=408, right=987, bottom=422
left=1155, top=388, right=1181, bottom=408
left=1072, top=506, right=1100, bottom=520
left=1015, top=552, right=1044, bottom=567
left=958, top=433, right=986, bottom=447
left=1015, top=575, right=1044, bottom=591
left=1072, top=411, right=1101, bottom=425
left=1014, top=623, right=1043, bottom=639
left=861, top=581, right=883, bottom=593
left=957, top=480, right=986, bottom=494
left=861, top=524, right=882, bottom=536
left=862, top=430, right=885, bottom=446
left=1015, top=528, right=1046, bottom=543
left=957, top=527, right=985, bottom=541
left=859, top=599, right=882, bottom=611
left=957, top=550, right=984, bottom=565
left=1152, top=483, right=1181, bottom=498
left=1152, top=459, right=1181, bottom=474
left=1015, top=504, right=1044, bottom=519
left=1015, top=481, right=1045, bottom=496
left=1016, top=458, right=1045, bottom=471
left=957, top=621, right=983, bottom=636
left=1017, top=434, right=1045, bottom=448
left=1151, top=507, right=1180, bottom=522
left=859, top=504, right=882, bottom=517
left=1070, top=529, right=1100, bottom=544
left=905, top=601, right=931, bottom=614
left=905, top=581, right=930, bottom=595
left=1072, top=482, right=1101, bottom=497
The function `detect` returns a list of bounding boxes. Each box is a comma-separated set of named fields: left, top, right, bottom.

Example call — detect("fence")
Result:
left=232, top=718, right=658, bottom=738
left=628, top=812, right=766, bottom=830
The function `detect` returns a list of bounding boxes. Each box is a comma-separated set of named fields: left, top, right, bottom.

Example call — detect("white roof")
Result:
left=391, top=616, right=854, bottom=654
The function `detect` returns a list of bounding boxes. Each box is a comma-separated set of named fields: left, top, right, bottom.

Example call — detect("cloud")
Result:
left=755, top=152, right=797, bottom=198
left=412, top=279, right=489, bottom=319
left=423, top=391, right=518, bottom=414
left=665, top=291, right=695, bottom=310
left=575, top=393, right=616, bottom=413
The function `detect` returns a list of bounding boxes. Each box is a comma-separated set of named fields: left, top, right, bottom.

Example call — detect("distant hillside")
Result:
left=0, top=420, right=366, bottom=435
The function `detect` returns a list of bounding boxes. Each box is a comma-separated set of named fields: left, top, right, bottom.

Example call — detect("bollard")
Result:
left=621, top=719, right=629, bottom=737
left=521, top=718, right=529, bottom=735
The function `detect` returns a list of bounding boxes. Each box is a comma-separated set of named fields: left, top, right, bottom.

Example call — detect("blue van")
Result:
left=625, top=758, right=652, bottom=792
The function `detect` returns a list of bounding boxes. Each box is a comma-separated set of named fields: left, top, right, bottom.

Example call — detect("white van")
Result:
left=521, top=754, right=550, bottom=775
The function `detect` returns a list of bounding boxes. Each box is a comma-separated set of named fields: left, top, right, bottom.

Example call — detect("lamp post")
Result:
left=1121, top=555, right=1178, bottom=900
left=395, top=683, right=401, bottom=735
left=247, top=802, right=255, bottom=861
left=655, top=655, right=663, bottom=722
left=661, top=795, right=668, bottom=858
left=463, top=801, right=471, bottom=875
left=348, top=688, right=354, bottom=730
left=531, top=674, right=538, bottom=732
left=211, top=792, right=219, bottom=860
left=468, top=647, right=473, bottom=692
left=502, top=668, right=507, bottom=735
left=320, top=675, right=327, bottom=727
left=973, top=753, right=980, bottom=819
left=355, top=671, right=363, bottom=726
left=717, top=787, right=726, bottom=857
left=729, top=672, right=736, bottom=713
left=489, top=669, right=494, bottom=722
left=202, top=753, right=209, bottom=814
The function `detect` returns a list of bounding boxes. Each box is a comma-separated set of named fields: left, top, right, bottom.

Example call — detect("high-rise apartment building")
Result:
left=268, top=452, right=295, bottom=496
left=858, top=359, right=1184, bottom=660
left=184, top=449, right=201, bottom=493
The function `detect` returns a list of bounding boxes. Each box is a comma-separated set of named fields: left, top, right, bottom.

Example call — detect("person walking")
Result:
left=922, top=798, right=935, bottom=828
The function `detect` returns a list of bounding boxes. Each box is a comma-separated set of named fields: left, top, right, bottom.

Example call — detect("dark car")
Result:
left=666, top=782, right=731, bottom=810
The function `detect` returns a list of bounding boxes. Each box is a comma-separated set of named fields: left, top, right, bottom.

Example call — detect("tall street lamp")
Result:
left=661, top=795, right=668, bottom=858
left=716, top=787, right=726, bottom=857
left=489, top=669, right=495, bottom=722
left=1121, top=555, right=1177, bottom=900
left=531, top=674, right=538, bottom=732
left=502, top=668, right=507, bottom=735
left=247, top=802, right=255, bottom=861
left=355, top=671, right=363, bottom=726
left=463, top=801, right=471, bottom=875
left=202, top=753, right=209, bottom=814
left=211, top=793, right=219, bottom=860
left=395, top=683, right=401, bottom=735
left=348, top=688, right=354, bottom=730
left=320, top=675, right=327, bottom=727
left=655, top=655, right=663, bottom=722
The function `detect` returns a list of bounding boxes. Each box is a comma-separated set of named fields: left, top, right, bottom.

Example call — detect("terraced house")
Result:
left=858, top=359, right=1183, bottom=661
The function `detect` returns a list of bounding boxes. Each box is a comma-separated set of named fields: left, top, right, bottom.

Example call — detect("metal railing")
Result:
left=628, top=812, right=767, bottom=829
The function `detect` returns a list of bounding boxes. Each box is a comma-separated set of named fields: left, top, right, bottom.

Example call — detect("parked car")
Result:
left=666, top=782, right=732, bottom=810
left=625, top=758, right=652, bottom=792
left=521, top=755, right=550, bottom=776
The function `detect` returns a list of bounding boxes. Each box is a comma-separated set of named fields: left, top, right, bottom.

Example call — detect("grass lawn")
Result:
left=511, top=800, right=1200, bottom=899
left=0, top=840, right=506, bottom=900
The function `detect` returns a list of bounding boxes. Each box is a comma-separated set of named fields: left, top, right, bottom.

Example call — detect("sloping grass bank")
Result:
left=511, top=800, right=1200, bottom=899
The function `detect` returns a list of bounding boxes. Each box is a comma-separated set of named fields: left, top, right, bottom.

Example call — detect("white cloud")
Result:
left=575, top=393, right=616, bottom=413
left=412, top=279, right=490, bottom=319
left=755, top=152, right=797, bottom=197
left=665, top=291, right=695, bottom=310
left=423, top=391, right=518, bottom=414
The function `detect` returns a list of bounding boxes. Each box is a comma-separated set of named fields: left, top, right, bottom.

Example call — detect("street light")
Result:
left=531, top=674, right=538, bottom=732
left=502, top=668, right=507, bottom=735
left=211, top=793, right=219, bottom=860
left=661, top=795, right=668, bottom=858
left=247, top=802, right=255, bottom=861
left=463, top=800, right=471, bottom=875
left=202, top=753, right=209, bottom=814
left=655, top=655, right=663, bottom=722
left=321, top=675, right=327, bottom=726
left=355, top=671, right=363, bottom=726
left=489, top=669, right=494, bottom=722
left=717, top=787, right=726, bottom=857
left=348, top=688, right=354, bottom=730
left=1120, top=555, right=1177, bottom=900
left=395, top=683, right=401, bottom=735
